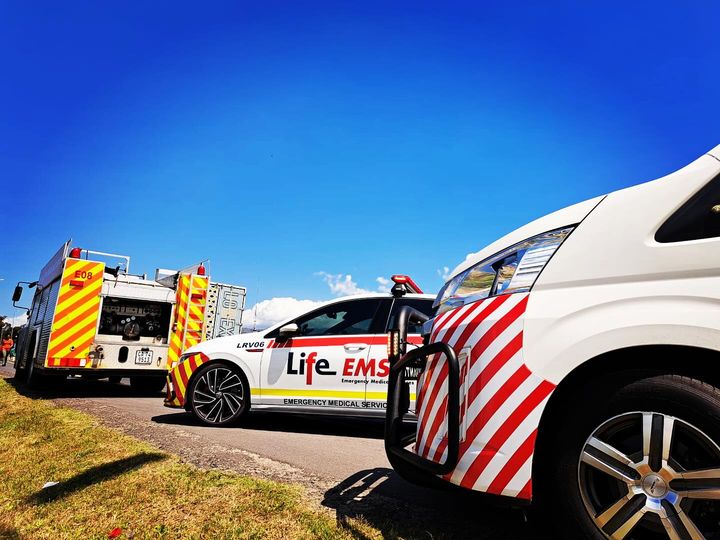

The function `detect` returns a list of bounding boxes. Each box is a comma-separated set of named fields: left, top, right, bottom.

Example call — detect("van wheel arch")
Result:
left=533, top=344, right=720, bottom=502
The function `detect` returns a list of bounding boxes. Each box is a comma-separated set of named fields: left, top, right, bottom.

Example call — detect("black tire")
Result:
left=188, top=363, right=249, bottom=426
left=129, top=376, right=166, bottom=394
left=108, top=376, right=122, bottom=384
left=537, top=374, right=720, bottom=539
left=22, top=362, right=63, bottom=389
left=13, top=357, right=27, bottom=381
left=24, top=359, right=43, bottom=388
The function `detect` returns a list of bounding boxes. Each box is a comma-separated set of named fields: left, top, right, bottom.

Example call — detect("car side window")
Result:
left=387, top=298, right=435, bottom=334
left=656, top=173, right=720, bottom=242
left=294, top=300, right=380, bottom=336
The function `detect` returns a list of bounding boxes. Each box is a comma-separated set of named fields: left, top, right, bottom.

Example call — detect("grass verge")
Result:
left=0, top=378, right=375, bottom=539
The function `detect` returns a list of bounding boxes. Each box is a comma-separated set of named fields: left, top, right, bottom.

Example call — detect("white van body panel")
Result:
left=450, top=195, right=605, bottom=279
left=409, top=145, right=720, bottom=501
left=525, top=151, right=720, bottom=383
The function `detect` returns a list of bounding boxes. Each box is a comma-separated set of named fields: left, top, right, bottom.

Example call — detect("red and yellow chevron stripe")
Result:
left=185, top=275, right=208, bottom=349
left=167, top=275, right=190, bottom=369
left=46, top=258, right=105, bottom=368
left=166, top=274, right=209, bottom=370
left=166, top=352, right=209, bottom=407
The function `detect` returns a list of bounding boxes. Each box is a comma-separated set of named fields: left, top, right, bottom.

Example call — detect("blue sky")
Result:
left=1, top=1, right=719, bottom=327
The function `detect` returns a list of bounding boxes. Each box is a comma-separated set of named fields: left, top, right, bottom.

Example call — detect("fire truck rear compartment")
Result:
left=98, top=297, right=171, bottom=343
left=13, top=242, right=246, bottom=387
left=87, top=297, right=173, bottom=370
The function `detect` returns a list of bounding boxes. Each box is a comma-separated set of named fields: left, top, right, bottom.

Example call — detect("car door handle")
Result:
left=344, top=343, right=367, bottom=352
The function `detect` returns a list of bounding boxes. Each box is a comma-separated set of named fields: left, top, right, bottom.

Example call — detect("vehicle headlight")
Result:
left=172, top=353, right=193, bottom=369
left=421, top=318, right=434, bottom=338
left=433, top=226, right=574, bottom=314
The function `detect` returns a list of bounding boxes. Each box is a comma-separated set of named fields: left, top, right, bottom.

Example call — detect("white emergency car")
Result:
left=385, top=146, right=720, bottom=539
left=165, top=275, right=434, bottom=425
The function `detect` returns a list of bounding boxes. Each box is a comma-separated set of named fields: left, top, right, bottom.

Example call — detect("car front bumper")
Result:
left=163, top=352, right=209, bottom=409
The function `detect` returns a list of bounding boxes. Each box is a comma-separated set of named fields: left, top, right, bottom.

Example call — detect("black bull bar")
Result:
left=385, top=306, right=460, bottom=476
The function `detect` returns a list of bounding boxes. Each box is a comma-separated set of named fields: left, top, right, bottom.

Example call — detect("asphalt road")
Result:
left=1, top=364, right=537, bottom=539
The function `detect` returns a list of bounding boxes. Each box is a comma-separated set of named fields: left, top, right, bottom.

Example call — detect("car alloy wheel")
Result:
left=578, top=411, right=720, bottom=539
left=191, top=366, right=246, bottom=425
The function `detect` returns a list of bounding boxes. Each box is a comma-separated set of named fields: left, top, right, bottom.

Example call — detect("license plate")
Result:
left=135, top=350, right=153, bottom=365
left=404, top=366, right=422, bottom=381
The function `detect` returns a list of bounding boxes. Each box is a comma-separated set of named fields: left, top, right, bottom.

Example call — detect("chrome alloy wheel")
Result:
left=191, top=366, right=245, bottom=424
left=578, top=412, right=720, bottom=539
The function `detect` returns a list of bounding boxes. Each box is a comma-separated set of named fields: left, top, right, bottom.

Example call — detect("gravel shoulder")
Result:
left=2, top=365, right=534, bottom=539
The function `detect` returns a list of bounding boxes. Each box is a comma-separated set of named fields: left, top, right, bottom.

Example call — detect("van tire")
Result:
left=537, top=374, right=720, bottom=539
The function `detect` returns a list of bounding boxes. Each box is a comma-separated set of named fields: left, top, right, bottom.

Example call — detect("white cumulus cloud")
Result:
left=241, top=272, right=396, bottom=331
left=375, top=276, right=392, bottom=293
left=242, top=297, right=322, bottom=331
left=316, top=272, right=373, bottom=296
left=437, top=266, right=452, bottom=281
left=316, top=272, right=394, bottom=296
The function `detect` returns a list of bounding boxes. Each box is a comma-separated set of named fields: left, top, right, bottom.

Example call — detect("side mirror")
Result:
left=278, top=323, right=299, bottom=339
left=12, top=285, right=23, bottom=303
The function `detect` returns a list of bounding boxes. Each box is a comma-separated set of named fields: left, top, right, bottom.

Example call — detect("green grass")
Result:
left=0, top=379, right=377, bottom=539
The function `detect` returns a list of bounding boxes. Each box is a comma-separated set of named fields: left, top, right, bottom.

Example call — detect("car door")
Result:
left=259, top=298, right=384, bottom=413
left=363, top=297, right=435, bottom=413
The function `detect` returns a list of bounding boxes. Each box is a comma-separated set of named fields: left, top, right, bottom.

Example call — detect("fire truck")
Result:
left=12, top=241, right=246, bottom=391
left=385, top=146, right=720, bottom=539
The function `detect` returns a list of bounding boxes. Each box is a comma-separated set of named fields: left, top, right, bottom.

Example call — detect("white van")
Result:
left=385, top=146, right=720, bottom=539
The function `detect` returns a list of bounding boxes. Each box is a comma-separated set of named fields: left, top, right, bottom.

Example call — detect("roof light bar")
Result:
left=391, top=275, right=423, bottom=294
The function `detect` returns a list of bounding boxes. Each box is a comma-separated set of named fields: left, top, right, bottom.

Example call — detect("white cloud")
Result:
left=316, top=272, right=373, bottom=296
left=241, top=297, right=322, bottom=331
left=241, top=272, right=396, bottom=332
left=316, top=272, right=396, bottom=296
left=437, top=266, right=452, bottom=281
left=375, top=276, right=391, bottom=293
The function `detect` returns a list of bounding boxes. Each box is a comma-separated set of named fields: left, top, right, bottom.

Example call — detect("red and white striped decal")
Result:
left=414, top=292, right=554, bottom=500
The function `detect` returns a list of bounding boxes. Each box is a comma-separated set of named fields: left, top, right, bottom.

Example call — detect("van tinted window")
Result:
left=656, top=174, right=720, bottom=242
